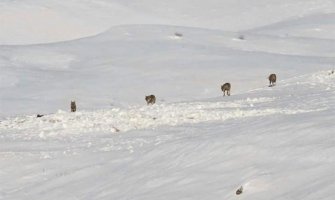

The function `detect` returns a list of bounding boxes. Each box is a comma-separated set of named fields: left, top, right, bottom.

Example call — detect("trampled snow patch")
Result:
left=0, top=94, right=325, bottom=138
left=310, top=70, right=335, bottom=87
left=1, top=70, right=333, bottom=138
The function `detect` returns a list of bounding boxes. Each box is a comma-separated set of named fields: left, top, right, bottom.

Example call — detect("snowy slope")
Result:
left=2, top=0, right=335, bottom=45
left=1, top=71, right=334, bottom=136
left=1, top=0, right=335, bottom=199
left=1, top=25, right=334, bottom=117
left=1, top=71, right=334, bottom=199
left=0, top=0, right=162, bottom=45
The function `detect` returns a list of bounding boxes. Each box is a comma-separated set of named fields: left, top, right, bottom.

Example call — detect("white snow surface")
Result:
left=1, top=0, right=335, bottom=199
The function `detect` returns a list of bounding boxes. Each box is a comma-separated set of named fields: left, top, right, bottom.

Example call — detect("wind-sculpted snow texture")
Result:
left=1, top=0, right=335, bottom=199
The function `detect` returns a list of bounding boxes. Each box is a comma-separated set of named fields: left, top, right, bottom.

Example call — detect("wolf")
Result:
left=145, top=95, right=156, bottom=105
left=221, top=83, right=231, bottom=96
left=236, top=186, right=243, bottom=195
left=268, top=74, right=277, bottom=87
left=71, top=101, right=76, bottom=112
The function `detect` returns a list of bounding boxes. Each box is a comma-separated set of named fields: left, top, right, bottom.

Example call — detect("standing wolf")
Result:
left=221, top=83, right=231, bottom=96
left=268, top=74, right=277, bottom=87
left=71, top=101, right=76, bottom=112
left=145, top=95, right=156, bottom=105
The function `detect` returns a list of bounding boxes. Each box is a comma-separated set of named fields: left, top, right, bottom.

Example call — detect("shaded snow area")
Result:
left=1, top=0, right=335, bottom=199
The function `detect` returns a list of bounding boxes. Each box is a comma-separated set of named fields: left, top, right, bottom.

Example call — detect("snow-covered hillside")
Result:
left=1, top=25, right=334, bottom=117
left=1, top=70, right=334, bottom=199
left=2, top=0, right=335, bottom=45
left=1, top=0, right=335, bottom=199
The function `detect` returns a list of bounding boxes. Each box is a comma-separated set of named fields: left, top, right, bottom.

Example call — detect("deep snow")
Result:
left=1, top=0, right=335, bottom=199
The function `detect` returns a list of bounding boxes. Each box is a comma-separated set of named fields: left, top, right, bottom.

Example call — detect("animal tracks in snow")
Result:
left=0, top=97, right=322, bottom=137
left=0, top=71, right=333, bottom=137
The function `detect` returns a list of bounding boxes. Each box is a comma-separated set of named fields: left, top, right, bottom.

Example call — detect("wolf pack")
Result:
left=145, top=74, right=276, bottom=106
left=35, top=73, right=278, bottom=117
left=32, top=70, right=332, bottom=198
left=59, top=73, right=277, bottom=115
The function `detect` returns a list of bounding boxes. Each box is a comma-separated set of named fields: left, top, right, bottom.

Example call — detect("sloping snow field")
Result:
left=1, top=0, right=335, bottom=199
